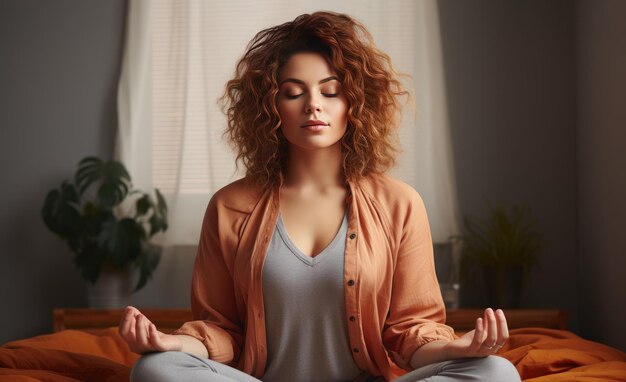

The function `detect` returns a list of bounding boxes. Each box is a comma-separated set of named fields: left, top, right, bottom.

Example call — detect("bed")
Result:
left=1, top=309, right=625, bottom=381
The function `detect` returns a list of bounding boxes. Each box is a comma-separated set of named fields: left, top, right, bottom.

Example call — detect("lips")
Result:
left=300, top=119, right=330, bottom=132
left=301, top=119, right=329, bottom=128
left=302, top=124, right=328, bottom=132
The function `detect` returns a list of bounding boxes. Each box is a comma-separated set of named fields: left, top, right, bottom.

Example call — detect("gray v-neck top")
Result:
left=261, top=211, right=363, bottom=382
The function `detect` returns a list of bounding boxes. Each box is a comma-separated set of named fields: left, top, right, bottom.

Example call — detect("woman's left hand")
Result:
left=443, top=307, right=509, bottom=359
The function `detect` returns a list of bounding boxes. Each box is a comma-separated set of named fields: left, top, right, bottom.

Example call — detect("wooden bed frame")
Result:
left=53, top=308, right=568, bottom=335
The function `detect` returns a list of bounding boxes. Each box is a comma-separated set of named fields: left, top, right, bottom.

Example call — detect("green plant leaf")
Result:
left=98, top=217, right=144, bottom=268
left=148, top=189, right=168, bottom=236
left=81, top=203, right=115, bottom=235
left=133, top=243, right=162, bottom=291
left=459, top=201, right=543, bottom=281
left=155, top=188, right=168, bottom=216
left=74, top=244, right=107, bottom=284
left=41, top=181, right=82, bottom=241
left=135, top=194, right=151, bottom=217
left=74, top=157, right=132, bottom=209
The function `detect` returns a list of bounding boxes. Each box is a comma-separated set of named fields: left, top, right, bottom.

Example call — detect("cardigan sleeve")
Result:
left=170, top=194, right=244, bottom=364
left=381, top=188, right=457, bottom=371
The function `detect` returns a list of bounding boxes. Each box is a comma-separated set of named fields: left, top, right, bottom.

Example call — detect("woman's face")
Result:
left=276, top=52, right=349, bottom=152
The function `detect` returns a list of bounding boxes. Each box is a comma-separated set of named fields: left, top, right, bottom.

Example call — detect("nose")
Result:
left=305, top=94, right=322, bottom=114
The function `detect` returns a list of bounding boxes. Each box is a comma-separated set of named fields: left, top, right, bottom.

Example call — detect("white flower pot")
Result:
left=86, top=268, right=133, bottom=309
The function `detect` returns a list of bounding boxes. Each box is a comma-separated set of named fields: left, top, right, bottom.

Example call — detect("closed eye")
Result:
left=284, top=93, right=339, bottom=100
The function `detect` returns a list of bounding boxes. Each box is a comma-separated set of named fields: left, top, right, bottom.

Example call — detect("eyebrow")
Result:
left=279, top=76, right=340, bottom=86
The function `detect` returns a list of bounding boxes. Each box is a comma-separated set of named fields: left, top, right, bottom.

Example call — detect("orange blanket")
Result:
left=499, top=328, right=626, bottom=381
left=1, top=327, right=625, bottom=381
left=0, top=328, right=138, bottom=382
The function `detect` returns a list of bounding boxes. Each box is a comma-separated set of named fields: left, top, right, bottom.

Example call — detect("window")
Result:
left=116, top=0, right=460, bottom=247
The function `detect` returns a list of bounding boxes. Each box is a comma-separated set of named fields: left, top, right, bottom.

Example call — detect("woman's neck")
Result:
left=283, top=143, right=345, bottom=192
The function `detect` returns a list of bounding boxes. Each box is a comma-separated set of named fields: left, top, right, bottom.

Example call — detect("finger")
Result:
left=119, top=306, right=136, bottom=337
left=128, top=307, right=142, bottom=337
left=120, top=310, right=138, bottom=340
left=471, top=317, right=484, bottom=350
left=135, top=314, right=150, bottom=350
left=485, top=308, right=498, bottom=348
left=148, top=323, right=164, bottom=351
left=480, top=308, right=498, bottom=353
left=477, top=309, right=495, bottom=353
left=495, top=309, right=509, bottom=348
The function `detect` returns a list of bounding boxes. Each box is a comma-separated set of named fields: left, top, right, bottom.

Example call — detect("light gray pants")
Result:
left=131, top=351, right=521, bottom=382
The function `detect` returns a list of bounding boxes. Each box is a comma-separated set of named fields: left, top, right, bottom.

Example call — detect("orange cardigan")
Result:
left=171, top=172, right=456, bottom=381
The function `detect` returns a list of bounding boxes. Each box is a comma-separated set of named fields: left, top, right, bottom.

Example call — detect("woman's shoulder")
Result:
left=208, top=176, right=267, bottom=214
left=357, top=172, right=428, bottom=224
left=358, top=172, right=423, bottom=206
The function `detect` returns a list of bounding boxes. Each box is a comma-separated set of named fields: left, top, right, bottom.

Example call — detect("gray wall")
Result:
left=438, top=0, right=579, bottom=330
left=576, top=0, right=626, bottom=353
left=438, top=0, right=626, bottom=351
left=0, top=0, right=127, bottom=343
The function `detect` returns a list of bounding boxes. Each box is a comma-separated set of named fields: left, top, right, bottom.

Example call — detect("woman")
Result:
left=120, top=11, right=521, bottom=382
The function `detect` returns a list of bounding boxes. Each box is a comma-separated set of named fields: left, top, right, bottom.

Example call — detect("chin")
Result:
left=292, top=139, right=343, bottom=152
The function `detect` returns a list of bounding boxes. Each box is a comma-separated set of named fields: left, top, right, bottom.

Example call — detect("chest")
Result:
left=279, top=188, right=348, bottom=258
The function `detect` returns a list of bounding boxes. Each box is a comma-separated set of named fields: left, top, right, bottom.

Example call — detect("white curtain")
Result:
left=114, top=0, right=461, bottom=261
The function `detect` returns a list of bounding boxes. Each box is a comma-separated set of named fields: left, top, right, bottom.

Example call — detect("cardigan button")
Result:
left=347, top=279, right=355, bottom=286
left=352, top=347, right=360, bottom=353
left=349, top=233, right=356, bottom=240
left=349, top=315, right=356, bottom=321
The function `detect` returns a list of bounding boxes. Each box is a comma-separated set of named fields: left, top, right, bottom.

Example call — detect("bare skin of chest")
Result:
left=279, top=186, right=348, bottom=258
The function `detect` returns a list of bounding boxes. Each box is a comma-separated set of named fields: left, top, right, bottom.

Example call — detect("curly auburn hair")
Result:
left=220, top=11, right=409, bottom=189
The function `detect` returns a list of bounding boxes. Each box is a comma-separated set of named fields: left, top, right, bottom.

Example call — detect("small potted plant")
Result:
left=41, top=156, right=168, bottom=307
left=455, top=201, right=543, bottom=308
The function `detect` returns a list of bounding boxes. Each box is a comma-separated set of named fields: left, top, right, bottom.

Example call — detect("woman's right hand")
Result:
left=118, top=306, right=183, bottom=354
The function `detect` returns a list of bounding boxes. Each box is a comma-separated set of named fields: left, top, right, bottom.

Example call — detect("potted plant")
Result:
left=41, top=156, right=168, bottom=307
left=455, top=201, right=543, bottom=308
